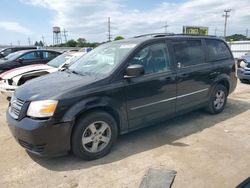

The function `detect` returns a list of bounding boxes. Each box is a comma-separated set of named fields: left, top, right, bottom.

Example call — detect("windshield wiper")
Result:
left=59, top=66, right=69, bottom=71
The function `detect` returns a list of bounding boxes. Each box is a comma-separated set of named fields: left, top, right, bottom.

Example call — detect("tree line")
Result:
left=48, top=36, right=125, bottom=48
left=33, top=34, right=250, bottom=47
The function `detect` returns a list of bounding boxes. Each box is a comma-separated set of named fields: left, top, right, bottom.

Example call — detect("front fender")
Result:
left=61, top=96, right=128, bottom=134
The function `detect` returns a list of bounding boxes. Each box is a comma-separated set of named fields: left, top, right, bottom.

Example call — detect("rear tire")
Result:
left=240, top=79, right=249, bottom=84
left=72, top=111, right=118, bottom=160
left=206, top=84, right=228, bottom=114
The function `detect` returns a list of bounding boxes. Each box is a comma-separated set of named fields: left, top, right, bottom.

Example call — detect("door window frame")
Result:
left=19, top=51, right=41, bottom=61
left=170, top=38, right=207, bottom=69
left=204, top=39, right=233, bottom=62
left=125, top=40, right=175, bottom=77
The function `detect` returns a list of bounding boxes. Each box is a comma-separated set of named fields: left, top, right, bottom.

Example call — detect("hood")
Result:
left=0, top=59, right=9, bottom=65
left=242, top=55, right=250, bottom=63
left=15, top=71, right=99, bottom=101
left=0, top=59, right=7, bottom=63
left=0, top=64, right=52, bottom=79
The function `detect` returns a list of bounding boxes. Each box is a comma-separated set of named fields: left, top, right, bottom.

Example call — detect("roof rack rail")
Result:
left=133, top=33, right=174, bottom=38
left=174, top=33, right=217, bottom=37
left=133, top=33, right=217, bottom=38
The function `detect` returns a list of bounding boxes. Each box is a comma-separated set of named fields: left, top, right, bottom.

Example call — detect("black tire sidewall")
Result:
left=72, top=111, right=118, bottom=160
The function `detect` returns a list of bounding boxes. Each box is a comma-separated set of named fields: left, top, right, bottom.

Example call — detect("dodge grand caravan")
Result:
left=7, top=34, right=237, bottom=160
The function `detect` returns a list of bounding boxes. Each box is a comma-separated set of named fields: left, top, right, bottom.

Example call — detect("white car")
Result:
left=0, top=51, right=85, bottom=97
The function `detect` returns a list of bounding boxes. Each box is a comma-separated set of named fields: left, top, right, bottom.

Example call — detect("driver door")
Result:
left=124, top=41, right=177, bottom=130
left=19, top=51, right=42, bottom=66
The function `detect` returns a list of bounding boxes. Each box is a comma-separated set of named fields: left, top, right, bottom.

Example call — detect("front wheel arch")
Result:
left=71, top=110, right=118, bottom=160
left=73, top=106, right=121, bottom=134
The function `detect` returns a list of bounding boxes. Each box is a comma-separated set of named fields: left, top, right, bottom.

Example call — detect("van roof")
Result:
left=110, top=33, right=223, bottom=45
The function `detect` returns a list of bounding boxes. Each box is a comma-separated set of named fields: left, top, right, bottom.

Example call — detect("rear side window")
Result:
left=43, top=51, right=59, bottom=59
left=173, top=40, right=205, bottom=67
left=205, top=39, right=232, bottom=61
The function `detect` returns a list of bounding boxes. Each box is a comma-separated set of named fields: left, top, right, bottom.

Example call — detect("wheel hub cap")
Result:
left=82, top=121, right=111, bottom=153
left=213, top=90, right=225, bottom=110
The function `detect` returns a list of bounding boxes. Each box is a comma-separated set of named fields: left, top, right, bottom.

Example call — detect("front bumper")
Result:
left=6, top=111, right=73, bottom=157
left=237, top=68, right=250, bottom=80
left=0, top=83, right=17, bottom=97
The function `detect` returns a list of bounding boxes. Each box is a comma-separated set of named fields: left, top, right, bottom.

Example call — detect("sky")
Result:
left=0, top=0, right=249, bottom=45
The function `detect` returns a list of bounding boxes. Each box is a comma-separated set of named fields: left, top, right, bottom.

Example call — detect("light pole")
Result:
left=223, top=9, right=232, bottom=38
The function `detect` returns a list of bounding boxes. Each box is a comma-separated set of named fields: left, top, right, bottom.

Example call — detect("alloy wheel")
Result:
left=213, top=90, right=225, bottom=110
left=81, top=121, right=111, bottom=153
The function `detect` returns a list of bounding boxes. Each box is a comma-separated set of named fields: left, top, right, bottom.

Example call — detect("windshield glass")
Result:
left=47, top=54, right=72, bottom=68
left=4, top=51, right=23, bottom=61
left=68, top=42, right=138, bottom=76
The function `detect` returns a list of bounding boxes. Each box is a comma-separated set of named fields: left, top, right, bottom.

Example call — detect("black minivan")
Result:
left=7, top=34, right=237, bottom=160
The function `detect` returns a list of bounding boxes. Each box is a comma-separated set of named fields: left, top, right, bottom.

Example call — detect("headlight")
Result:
left=27, top=100, right=58, bottom=118
left=239, top=60, right=247, bottom=68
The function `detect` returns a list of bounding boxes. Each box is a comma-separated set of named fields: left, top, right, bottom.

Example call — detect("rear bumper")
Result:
left=6, top=111, right=73, bottom=157
left=0, top=83, right=16, bottom=97
left=237, top=68, right=250, bottom=80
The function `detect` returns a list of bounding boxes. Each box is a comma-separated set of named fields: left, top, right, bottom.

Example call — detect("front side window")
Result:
left=20, top=52, right=40, bottom=60
left=173, top=39, right=205, bottom=67
left=129, top=43, right=170, bottom=74
left=205, top=39, right=232, bottom=61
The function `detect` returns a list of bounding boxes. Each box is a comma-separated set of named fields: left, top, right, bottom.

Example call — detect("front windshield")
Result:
left=5, top=51, right=25, bottom=61
left=47, top=54, right=72, bottom=68
left=4, top=51, right=23, bottom=61
left=68, top=42, right=138, bottom=76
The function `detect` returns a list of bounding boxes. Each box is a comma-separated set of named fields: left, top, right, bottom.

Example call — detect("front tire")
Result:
left=206, top=84, right=228, bottom=114
left=72, top=111, right=118, bottom=160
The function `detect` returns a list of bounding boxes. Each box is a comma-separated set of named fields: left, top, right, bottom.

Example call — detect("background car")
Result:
left=0, top=51, right=85, bottom=97
left=237, top=52, right=250, bottom=83
left=0, top=49, right=61, bottom=74
left=0, top=46, right=37, bottom=58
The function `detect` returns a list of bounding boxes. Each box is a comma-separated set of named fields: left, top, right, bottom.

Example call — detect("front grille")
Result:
left=247, top=63, right=250, bottom=68
left=9, top=97, right=25, bottom=119
left=18, top=139, right=45, bottom=153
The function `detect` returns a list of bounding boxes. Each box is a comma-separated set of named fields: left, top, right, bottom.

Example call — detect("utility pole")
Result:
left=214, top=27, right=217, bottom=36
left=17, top=40, right=20, bottom=46
left=28, top=37, right=31, bottom=46
left=108, top=17, right=111, bottom=42
left=223, top=9, right=231, bottom=38
left=42, top=36, right=45, bottom=46
left=163, top=21, right=169, bottom=33
left=62, top=29, right=68, bottom=43
left=246, top=28, right=249, bottom=38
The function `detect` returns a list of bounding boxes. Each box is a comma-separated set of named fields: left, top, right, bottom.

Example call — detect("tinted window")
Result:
left=3, top=48, right=12, bottom=55
left=43, top=51, right=59, bottom=59
left=21, top=52, right=40, bottom=60
left=205, top=39, right=232, bottom=61
left=129, top=43, right=170, bottom=74
left=173, top=40, right=205, bottom=67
